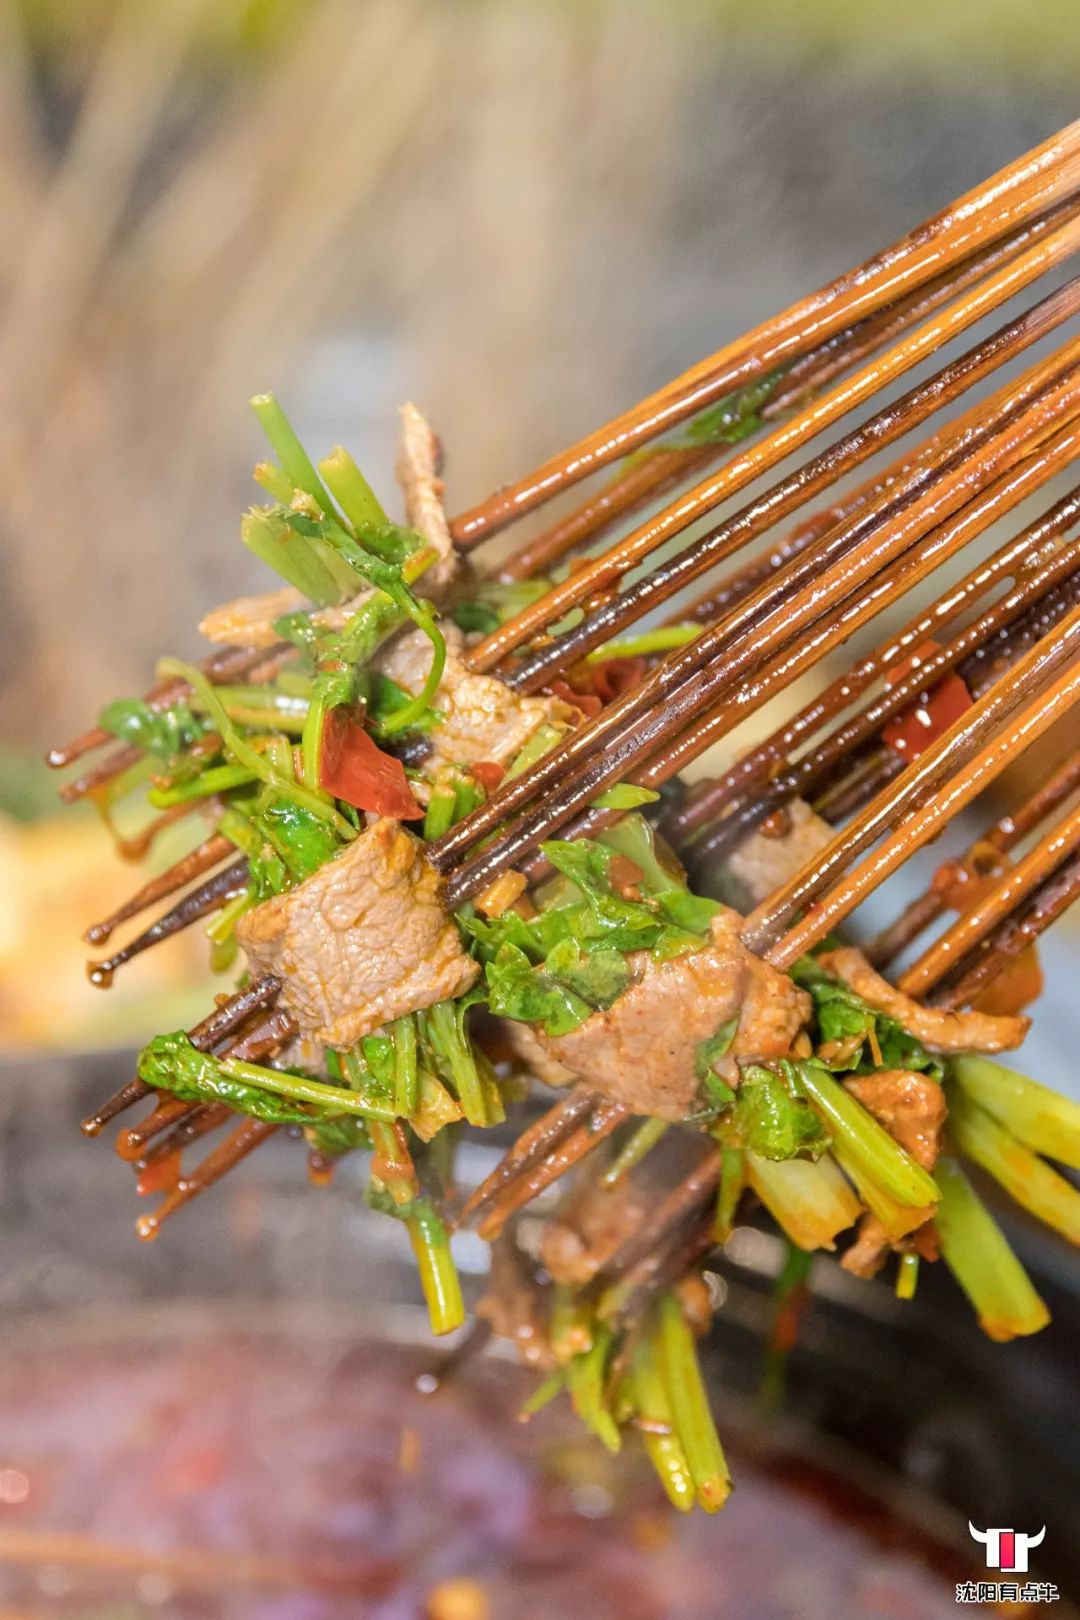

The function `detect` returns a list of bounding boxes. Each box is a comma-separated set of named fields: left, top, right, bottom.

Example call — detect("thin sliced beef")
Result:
left=396, top=402, right=457, bottom=591
left=841, top=1068, right=946, bottom=1279
left=199, top=584, right=374, bottom=649
left=817, top=945, right=1028, bottom=1053
left=376, top=622, right=578, bottom=770
left=844, top=1070, right=947, bottom=1171
left=530, top=908, right=811, bottom=1121
left=235, top=819, right=477, bottom=1048
left=725, top=798, right=834, bottom=906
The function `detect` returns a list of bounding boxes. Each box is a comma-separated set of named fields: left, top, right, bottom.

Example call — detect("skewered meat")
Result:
left=726, top=798, right=834, bottom=906
left=816, top=945, right=1028, bottom=1052
left=396, top=402, right=457, bottom=590
left=199, top=583, right=376, bottom=648
left=236, top=819, right=477, bottom=1047
left=376, top=622, right=578, bottom=769
left=530, top=908, right=811, bottom=1120
left=844, top=1069, right=947, bottom=1170
left=841, top=1068, right=946, bottom=1278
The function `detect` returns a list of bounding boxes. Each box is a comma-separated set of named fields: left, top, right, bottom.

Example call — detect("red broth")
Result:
left=0, top=1327, right=990, bottom=1619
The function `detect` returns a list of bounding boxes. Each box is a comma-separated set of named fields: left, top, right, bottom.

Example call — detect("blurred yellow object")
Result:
left=0, top=811, right=216, bottom=1051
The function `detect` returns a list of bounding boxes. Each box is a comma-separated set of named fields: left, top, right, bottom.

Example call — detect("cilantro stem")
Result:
left=629, top=1339, right=696, bottom=1512
left=656, top=1294, right=730, bottom=1510
left=393, top=1015, right=420, bottom=1118
left=407, top=1197, right=465, bottom=1336
left=149, top=764, right=257, bottom=807
left=601, top=1118, right=668, bottom=1186
left=218, top=1056, right=396, bottom=1121
left=896, top=1252, right=920, bottom=1300
left=567, top=1325, right=621, bottom=1453
left=792, top=1061, right=939, bottom=1209
left=505, top=723, right=566, bottom=780
left=948, top=1054, right=1080, bottom=1171
left=250, top=393, right=335, bottom=514
left=160, top=659, right=355, bottom=840
left=318, top=446, right=387, bottom=530
left=585, top=625, right=700, bottom=664
left=744, top=1150, right=860, bottom=1250
left=520, top=1372, right=564, bottom=1418
left=933, top=1156, right=1049, bottom=1340
left=714, top=1147, right=745, bottom=1240
left=423, top=1002, right=487, bottom=1127
left=947, top=1088, right=1080, bottom=1244
left=423, top=779, right=457, bottom=841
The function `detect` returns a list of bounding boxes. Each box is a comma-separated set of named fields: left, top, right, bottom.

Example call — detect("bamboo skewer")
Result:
left=86, top=859, right=249, bottom=987
left=83, top=832, right=234, bottom=946
left=450, top=117, right=1080, bottom=545
left=679, top=534, right=1080, bottom=865
left=430, top=288, right=1080, bottom=881
left=745, top=610, right=1080, bottom=966
left=79, top=976, right=282, bottom=1138
left=460, top=217, right=1080, bottom=676
left=866, top=748, right=1080, bottom=969
left=668, top=489, right=1080, bottom=846
left=435, top=348, right=1080, bottom=903
left=933, top=854, right=1080, bottom=1010
left=495, top=194, right=1080, bottom=584
left=898, top=801, right=1080, bottom=998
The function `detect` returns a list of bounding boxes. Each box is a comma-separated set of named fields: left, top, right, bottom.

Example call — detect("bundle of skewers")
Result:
left=49, top=121, right=1080, bottom=1514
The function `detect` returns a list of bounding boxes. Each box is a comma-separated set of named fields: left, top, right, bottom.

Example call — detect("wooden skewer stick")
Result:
left=430, top=289, right=1080, bottom=882
left=86, top=858, right=249, bottom=987
left=135, top=1116, right=279, bottom=1241
left=682, top=539, right=1080, bottom=866
left=498, top=196, right=1080, bottom=584
left=83, top=831, right=234, bottom=945
left=437, top=354, right=1080, bottom=903
left=473, top=1101, right=629, bottom=1240
left=933, top=853, right=1080, bottom=1010
left=899, top=801, right=1080, bottom=998
left=667, top=485, right=1080, bottom=844
left=458, top=1084, right=602, bottom=1224
left=463, top=220, right=1080, bottom=675
left=866, top=747, right=1080, bottom=968
left=748, top=611, right=1080, bottom=966
left=79, top=975, right=282, bottom=1136
left=46, top=641, right=284, bottom=770
left=449, top=117, right=1080, bottom=545
left=131, top=1006, right=300, bottom=1167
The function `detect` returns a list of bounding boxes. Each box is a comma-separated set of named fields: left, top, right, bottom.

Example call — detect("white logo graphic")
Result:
left=968, top=1523, right=1046, bottom=1574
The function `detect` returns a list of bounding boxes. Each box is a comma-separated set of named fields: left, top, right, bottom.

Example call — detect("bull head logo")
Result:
left=968, top=1523, right=1046, bottom=1573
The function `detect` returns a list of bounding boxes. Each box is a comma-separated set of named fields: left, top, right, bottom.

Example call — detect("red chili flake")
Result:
left=589, top=656, right=649, bottom=705
left=881, top=641, right=973, bottom=762
left=544, top=677, right=602, bottom=717
left=471, top=760, right=505, bottom=793
left=320, top=709, right=422, bottom=820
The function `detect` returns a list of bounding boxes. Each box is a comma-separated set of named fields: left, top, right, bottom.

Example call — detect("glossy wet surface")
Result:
left=0, top=1321, right=991, bottom=1619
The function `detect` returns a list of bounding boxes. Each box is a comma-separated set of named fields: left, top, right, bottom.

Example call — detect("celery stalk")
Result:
left=949, top=1055, right=1080, bottom=1171
left=948, top=1088, right=1080, bottom=1245
left=933, top=1156, right=1050, bottom=1341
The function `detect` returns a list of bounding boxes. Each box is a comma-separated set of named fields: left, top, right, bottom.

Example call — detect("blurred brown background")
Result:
left=0, top=0, right=1078, bottom=1053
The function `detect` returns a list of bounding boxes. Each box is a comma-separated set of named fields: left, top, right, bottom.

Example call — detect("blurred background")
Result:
left=1, top=3, right=1079, bottom=1615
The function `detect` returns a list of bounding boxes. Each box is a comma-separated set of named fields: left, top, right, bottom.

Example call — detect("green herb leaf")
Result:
left=727, top=1065, right=830, bottom=1161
